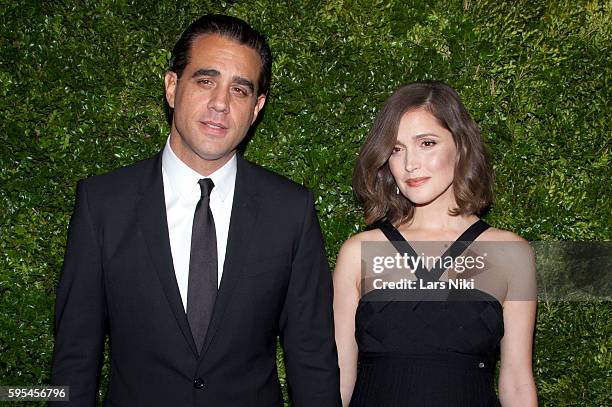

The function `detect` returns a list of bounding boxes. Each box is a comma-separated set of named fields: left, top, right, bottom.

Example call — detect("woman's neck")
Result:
left=399, top=193, right=479, bottom=238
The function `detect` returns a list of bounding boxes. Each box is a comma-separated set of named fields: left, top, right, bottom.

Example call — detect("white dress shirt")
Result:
left=161, top=138, right=236, bottom=310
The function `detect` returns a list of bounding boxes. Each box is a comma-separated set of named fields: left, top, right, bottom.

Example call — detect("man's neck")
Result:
left=169, top=133, right=236, bottom=177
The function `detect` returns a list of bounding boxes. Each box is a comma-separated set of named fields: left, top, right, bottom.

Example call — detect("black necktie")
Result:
left=187, top=178, right=217, bottom=354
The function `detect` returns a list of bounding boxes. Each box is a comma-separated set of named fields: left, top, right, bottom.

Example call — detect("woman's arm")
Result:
left=498, top=300, right=538, bottom=405
left=498, top=238, right=538, bottom=406
left=333, top=237, right=362, bottom=407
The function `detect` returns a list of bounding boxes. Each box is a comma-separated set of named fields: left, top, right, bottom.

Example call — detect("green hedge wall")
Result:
left=1, top=0, right=610, bottom=405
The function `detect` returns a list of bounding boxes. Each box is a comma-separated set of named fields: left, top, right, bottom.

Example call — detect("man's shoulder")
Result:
left=239, top=156, right=310, bottom=197
left=79, top=153, right=160, bottom=196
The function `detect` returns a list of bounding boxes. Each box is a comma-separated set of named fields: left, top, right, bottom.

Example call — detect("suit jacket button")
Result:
left=193, top=378, right=205, bottom=389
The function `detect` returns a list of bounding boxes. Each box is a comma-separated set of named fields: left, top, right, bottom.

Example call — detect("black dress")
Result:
left=350, top=220, right=503, bottom=407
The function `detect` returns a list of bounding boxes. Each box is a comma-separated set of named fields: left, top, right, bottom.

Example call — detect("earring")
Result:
left=396, top=186, right=400, bottom=195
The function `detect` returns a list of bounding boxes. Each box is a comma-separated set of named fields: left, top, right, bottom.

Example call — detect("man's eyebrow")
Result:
left=190, top=69, right=255, bottom=93
left=191, top=68, right=220, bottom=78
left=232, top=76, right=255, bottom=93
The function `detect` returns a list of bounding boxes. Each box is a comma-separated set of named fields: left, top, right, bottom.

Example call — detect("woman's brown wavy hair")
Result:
left=353, top=80, right=494, bottom=226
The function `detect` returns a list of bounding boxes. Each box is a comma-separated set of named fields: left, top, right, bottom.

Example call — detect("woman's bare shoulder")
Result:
left=478, top=226, right=535, bottom=271
left=343, top=228, right=389, bottom=245
left=481, top=226, right=527, bottom=243
left=335, top=228, right=388, bottom=271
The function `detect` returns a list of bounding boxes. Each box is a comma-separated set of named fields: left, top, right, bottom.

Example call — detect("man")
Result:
left=50, top=14, right=341, bottom=407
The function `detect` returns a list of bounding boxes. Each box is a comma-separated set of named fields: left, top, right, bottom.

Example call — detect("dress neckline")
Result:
left=378, top=219, right=490, bottom=283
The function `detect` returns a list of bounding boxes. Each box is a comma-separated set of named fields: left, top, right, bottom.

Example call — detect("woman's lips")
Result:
left=405, top=177, right=430, bottom=187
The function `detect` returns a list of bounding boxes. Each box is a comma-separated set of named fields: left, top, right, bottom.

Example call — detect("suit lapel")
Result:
left=198, top=155, right=259, bottom=358
left=136, top=152, right=198, bottom=357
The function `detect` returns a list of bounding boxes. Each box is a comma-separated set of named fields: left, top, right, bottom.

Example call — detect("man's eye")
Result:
left=197, top=79, right=213, bottom=85
left=232, top=87, right=248, bottom=96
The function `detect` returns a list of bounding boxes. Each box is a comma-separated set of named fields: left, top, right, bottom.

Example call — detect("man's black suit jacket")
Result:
left=50, top=152, right=341, bottom=407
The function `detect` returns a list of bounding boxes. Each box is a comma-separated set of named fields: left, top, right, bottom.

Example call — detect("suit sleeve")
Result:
left=50, top=180, right=107, bottom=406
left=279, top=189, right=342, bottom=407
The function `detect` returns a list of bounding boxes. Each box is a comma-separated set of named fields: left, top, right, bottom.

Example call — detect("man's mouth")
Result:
left=201, top=120, right=228, bottom=130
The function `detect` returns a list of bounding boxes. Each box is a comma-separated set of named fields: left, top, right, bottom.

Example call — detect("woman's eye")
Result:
left=392, top=146, right=402, bottom=153
left=422, top=140, right=436, bottom=147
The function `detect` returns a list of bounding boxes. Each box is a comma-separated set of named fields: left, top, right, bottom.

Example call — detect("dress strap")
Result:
left=427, top=220, right=489, bottom=282
left=378, top=222, right=421, bottom=259
left=378, top=220, right=490, bottom=282
left=378, top=222, right=428, bottom=279
left=455, top=219, right=490, bottom=243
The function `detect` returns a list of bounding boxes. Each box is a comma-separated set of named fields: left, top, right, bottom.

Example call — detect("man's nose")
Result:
left=208, top=87, right=230, bottom=113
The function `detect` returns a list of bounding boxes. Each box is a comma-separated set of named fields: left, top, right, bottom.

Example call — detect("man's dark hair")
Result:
left=169, top=14, right=272, bottom=96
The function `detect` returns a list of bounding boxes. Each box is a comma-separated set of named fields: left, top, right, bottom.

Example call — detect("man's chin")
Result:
left=195, top=149, right=237, bottom=164
left=192, top=148, right=236, bottom=168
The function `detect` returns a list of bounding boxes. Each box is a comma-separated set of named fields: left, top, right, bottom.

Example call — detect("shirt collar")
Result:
left=162, top=137, right=236, bottom=203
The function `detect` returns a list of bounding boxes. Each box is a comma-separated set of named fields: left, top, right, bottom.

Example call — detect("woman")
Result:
left=334, top=81, right=537, bottom=406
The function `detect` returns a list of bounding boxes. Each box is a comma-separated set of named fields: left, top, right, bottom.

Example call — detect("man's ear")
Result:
left=164, top=71, right=178, bottom=108
left=251, top=94, right=267, bottom=124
